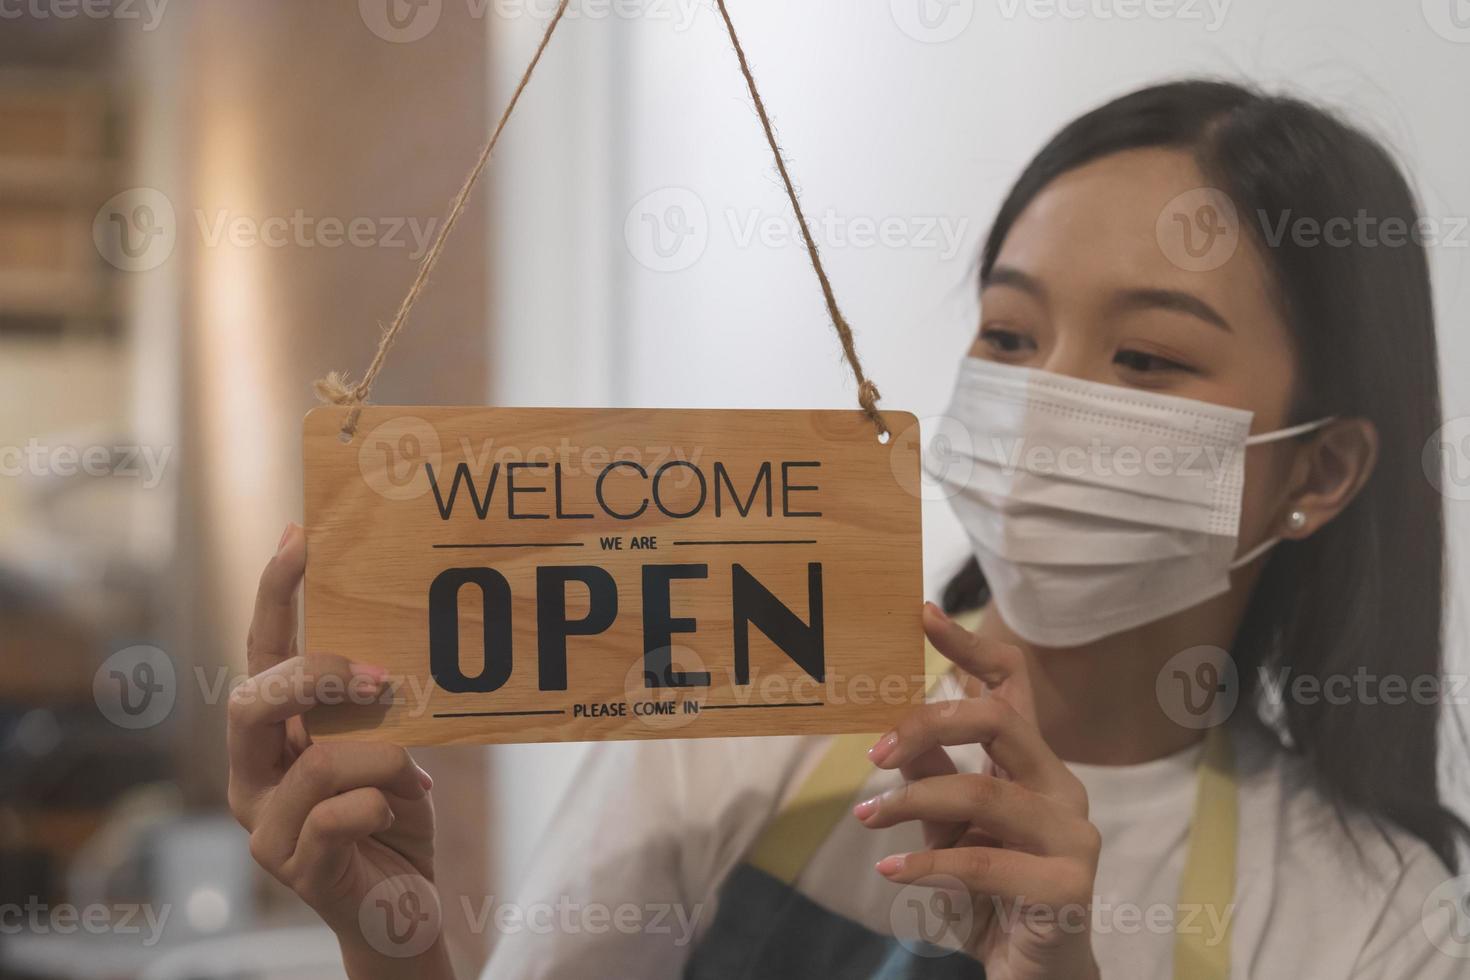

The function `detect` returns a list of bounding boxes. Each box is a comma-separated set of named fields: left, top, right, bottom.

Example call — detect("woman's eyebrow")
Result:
left=1111, top=287, right=1233, bottom=332
left=980, top=265, right=1046, bottom=299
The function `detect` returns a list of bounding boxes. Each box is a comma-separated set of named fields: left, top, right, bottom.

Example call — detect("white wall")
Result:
left=485, top=0, right=1470, bottom=897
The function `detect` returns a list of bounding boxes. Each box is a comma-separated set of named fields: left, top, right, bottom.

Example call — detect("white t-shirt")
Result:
left=484, top=672, right=1464, bottom=979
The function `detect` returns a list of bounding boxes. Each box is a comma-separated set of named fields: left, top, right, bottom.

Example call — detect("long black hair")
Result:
left=943, top=79, right=1467, bottom=870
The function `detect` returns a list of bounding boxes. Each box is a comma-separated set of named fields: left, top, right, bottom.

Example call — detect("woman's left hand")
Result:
left=855, top=602, right=1102, bottom=980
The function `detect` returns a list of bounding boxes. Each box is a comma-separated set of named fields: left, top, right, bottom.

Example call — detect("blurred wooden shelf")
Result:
left=0, top=271, right=117, bottom=321
left=0, top=70, right=123, bottom=336
left=0, top=158, right=119, bottom=200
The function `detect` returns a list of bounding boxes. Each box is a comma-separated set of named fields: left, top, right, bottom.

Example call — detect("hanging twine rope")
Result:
left=314, top=0, right=573, bottom=439
left=317, top=0, right=888, bottom=441
left=710, top=0, right=886, bottom=439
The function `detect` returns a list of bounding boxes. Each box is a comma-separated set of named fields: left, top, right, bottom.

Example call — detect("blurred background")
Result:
left=0, top=0, right=1466, bottom=977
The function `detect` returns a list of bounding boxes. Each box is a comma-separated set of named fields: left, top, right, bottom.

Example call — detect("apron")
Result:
left=683, top=619, right=1239, bottom=980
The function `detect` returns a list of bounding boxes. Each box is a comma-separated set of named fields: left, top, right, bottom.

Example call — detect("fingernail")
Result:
left=349, top=662, right=388, bottom=680
left=277, top=524, right=295, bottom=554
left=868, top=731, right=898, bottom=766
left=875, top=854, right=906, bottom=876
left=924, top=600, right=951, bottom=624
left=416, top=765, right=434, bottom=791
left=852, top=796, right=880, bottom=821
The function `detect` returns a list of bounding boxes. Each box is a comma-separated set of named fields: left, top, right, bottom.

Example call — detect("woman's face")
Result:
left=971, top=146, right=1303, bottom=555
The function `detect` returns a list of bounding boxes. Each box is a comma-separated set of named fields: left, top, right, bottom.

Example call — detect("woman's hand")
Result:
left=855, top=602, right=1102, bottom=980
left=227, top=524, right=454, bottom=979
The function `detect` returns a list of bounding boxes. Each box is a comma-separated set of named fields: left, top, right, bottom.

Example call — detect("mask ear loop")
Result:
left=1230, top=416, right=1336, bottom=568
left=1229, top=535, right=1281, bottom=570
left=1243, top=416, right=1337, bottom=446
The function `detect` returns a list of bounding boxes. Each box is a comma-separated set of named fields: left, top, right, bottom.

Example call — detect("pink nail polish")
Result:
left=875, top=854, right=906, bottom=876
left=853, top=796, right=880, bottom=820
left=349, top=662, right=389, bottom=680
left=416, top=766, right=434, bottom=791
left=868, top=731, right=898, bottom=765
left=277, top=524, right=294, bottom=554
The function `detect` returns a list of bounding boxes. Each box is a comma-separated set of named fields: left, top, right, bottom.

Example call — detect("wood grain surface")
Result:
left=303, top=405, right=924, bottom=745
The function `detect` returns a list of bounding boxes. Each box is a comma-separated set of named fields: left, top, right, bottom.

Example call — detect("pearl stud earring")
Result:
left=1287, top=509, right=1308, bottom=532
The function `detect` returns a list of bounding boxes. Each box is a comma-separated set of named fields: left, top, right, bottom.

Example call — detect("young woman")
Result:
left=227, top=80, right=1467, bottom=979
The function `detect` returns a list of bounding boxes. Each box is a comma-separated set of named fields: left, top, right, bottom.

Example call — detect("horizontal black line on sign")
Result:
left=699, top=701, right=824, bottom=710
left=432, top=543, right=585, bottom=549
left=433, top=709, right=568, bottom=718
left=671, top=540, right=818, bottom=546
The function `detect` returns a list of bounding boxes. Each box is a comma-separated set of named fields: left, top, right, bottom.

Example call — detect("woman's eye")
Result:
left=978, top=327, right=1035, bottom=357
left=1114, top=348, right=1193, bottom=374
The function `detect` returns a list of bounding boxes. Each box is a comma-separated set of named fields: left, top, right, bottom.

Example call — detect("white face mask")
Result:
left=933, top=357, right=1332, bottom=648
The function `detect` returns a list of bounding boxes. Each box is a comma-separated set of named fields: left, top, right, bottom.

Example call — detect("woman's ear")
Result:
left=1281, top=418, right=1379, bottom=539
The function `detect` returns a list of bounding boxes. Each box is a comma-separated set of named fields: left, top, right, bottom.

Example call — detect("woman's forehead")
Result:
left=990, top=147, right=1282, bottom=331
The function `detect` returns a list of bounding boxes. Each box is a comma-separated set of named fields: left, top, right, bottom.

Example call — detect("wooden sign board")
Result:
left=302, top=406, right=924, bottom=745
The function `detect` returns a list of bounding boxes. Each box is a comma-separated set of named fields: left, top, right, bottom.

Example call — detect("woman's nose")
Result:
left=1035, top=336, right=1113, bottom=385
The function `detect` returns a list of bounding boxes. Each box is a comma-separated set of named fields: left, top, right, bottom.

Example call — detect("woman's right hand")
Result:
left=228, top=523, right=454, bottom=979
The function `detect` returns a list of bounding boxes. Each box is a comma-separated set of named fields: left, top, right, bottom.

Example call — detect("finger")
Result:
left=227, top=654, right=386, bottom=817
left=900, top=745, right=957, bottom=782
left=247, top=524, right=306, bottom=677
left=869, top=697, right=1074, bottom=798
left=287, top=787, right=395, bottom=900
left=251, top=742, right=429, bottom=870
left=896, top=747, right=964, bottom=849
left=856, top=774, right=1073, bottom=853
left=922, top=602, right=1036, bottom=721
left=876, top=848, right=1091, bottom=910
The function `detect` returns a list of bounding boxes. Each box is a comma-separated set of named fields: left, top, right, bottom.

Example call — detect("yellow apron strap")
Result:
left=747, top=628, right=959, bottom=884
left=1172, top=724, right=1237, bottom=980
left=746, top=729, right=881, bottom=883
